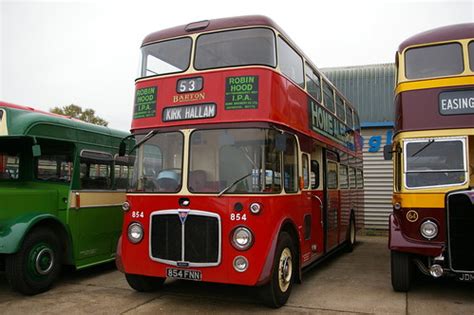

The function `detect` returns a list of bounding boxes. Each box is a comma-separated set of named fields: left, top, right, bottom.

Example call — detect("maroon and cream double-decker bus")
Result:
left=386, top=23, right=474, bottom=291
left=116, top=16, right=364, bottom=307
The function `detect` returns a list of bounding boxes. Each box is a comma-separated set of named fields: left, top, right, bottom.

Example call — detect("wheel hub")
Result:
left=278, top=248, right=292, bottom=292
left=35, top=247, right=54, bottom=275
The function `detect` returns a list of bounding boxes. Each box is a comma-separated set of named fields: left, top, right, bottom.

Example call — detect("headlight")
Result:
left=128, top=222, right=144, bottom=244
left=420, top=220, right=438, bottom=240
left=231, top=226, right=253, bottom=250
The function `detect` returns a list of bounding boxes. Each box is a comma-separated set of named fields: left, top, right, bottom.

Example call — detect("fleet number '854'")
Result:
left=131, top=211, right=144, bottom=218
left=230, top=213, right=247, bottom=221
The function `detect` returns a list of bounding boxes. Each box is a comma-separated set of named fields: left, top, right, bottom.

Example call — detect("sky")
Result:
left=1, top=0, right=473, bottom=131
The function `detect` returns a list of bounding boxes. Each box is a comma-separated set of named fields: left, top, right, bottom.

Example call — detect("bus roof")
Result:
left=398, top=23, right=474, bottom=53
left=142, top=15, right=283, bottom=46
left=0, top=101, right=129, bottom=140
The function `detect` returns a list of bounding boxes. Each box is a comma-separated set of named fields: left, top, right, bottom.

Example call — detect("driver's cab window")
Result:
left=327, top=162, right=338, bottom=189
left=302, top=153, right=310, bottom=189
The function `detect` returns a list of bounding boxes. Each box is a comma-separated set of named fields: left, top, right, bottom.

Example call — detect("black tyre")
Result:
left=346, top=215, right=356, bottom=252
left=391, top=250, right=412, bottom=292
left=125, top=273, right=165, bottom=292
left=260, top=231, right=296, bottom=308
left=5, top=227, right=61, bottom=295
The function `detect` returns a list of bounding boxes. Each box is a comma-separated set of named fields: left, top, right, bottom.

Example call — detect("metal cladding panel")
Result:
left=361, top=127, right=394, bottom=230
left=322, top=64, right=395, bottom=124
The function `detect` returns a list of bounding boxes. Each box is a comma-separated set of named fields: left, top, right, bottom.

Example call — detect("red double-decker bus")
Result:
left=116, top=15, right=364, bottom=307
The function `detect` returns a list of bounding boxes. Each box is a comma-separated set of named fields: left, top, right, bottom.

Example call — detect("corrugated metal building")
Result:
left=322, top=64, right=395, bottom=230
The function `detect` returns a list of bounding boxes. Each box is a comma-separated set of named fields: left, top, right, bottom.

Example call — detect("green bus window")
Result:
left=36, top=155, right=73, bottom=183
left=305, top=63, right=322, bottom=102
left=322, top=80, right=335, bottom=113
left=0, top=153, right=19, bottom=180
left=115, top=155, right=134, bottom=190
left=79, top=151, right=114, bottom=190
left=277, top=36, right=304, bottom=88
left=284, top=135, right=298, bottom=193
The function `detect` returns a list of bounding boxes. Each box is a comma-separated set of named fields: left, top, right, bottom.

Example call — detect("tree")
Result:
left=50, top=104, right=109, bottom=126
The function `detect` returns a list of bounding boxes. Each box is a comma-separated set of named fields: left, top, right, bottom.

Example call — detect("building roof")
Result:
left=398, top=23, right=474, bottom=52
left=322, top=64, right=395, bottom=126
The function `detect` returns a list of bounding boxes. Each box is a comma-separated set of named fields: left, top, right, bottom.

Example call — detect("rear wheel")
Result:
left=5, top=227, right=61, bottom=295
left=391, top=250, right=412, bottom=292
left=346, top=215, right=356, bottom=252
left=260, top=232, right=296, bottom=308
left=125, top=273, right=165, bottom=292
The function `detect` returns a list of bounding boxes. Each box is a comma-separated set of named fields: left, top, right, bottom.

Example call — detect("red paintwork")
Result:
left=121, top=66, right=363, bottom=286
left=389, top=208, right=446, bottom=256
left=394, top=85, right=474, bottom=134
left=132, top=67, right=361, bottom=157
left=388, top=214, right=443, bottom=257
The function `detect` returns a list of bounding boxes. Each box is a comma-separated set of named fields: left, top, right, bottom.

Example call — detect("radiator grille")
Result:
left=448, top=192, right=474, bottom=272
left=150, top=210, right=220, bottom=266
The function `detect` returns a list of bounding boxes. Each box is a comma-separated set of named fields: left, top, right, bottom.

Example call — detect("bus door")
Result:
left=69, top=150, right=124, bottom=265
left=324, top=150, right=340, bottom=252
left=308, top=147, right=324, bottom=257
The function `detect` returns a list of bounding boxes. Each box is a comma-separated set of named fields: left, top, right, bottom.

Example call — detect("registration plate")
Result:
left=166, top=268, right=202, bottom=281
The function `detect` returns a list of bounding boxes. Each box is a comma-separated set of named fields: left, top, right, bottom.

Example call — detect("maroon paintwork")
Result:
left=398, top=23, right=474, bottom=53
left=395, top=84, right=474, bottom=134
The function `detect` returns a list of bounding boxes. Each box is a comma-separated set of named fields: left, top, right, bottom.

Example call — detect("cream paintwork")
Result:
left=0, top=110, right=8, bottom=136
left=69, top=190, right=126, bottom=208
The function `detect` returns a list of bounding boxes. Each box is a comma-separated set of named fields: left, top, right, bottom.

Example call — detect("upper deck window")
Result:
left=305, top=63, right=322, bottom=102
left=277, top=36, right=304, bottom=87
left=336, top=95, right=345, bottom=122
left=139, top=37, right=192, bottom=78
left=405, top=43, right=464, bottom=79
left=322, top=80, right=335, bottom=113
left=195, top=28, right=276, bottom=70
left=469, top=41, right=474, bottom=71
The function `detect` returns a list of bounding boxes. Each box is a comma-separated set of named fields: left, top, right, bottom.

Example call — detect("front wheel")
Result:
left=5, top=227, right=62, bottom=295
left=391, top=250, right=412, bottom=292
left=125, top=273, right=165, bottom=292
left=260, top=231, right=296, bottom=308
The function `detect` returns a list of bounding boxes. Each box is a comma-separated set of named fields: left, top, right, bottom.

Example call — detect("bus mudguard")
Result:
left=0, top=213, right=68, bottom=254
left=388, top=214, right=442, bottom=257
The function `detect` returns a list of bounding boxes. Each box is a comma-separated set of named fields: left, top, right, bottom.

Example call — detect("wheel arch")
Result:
left=256, top=217, right=302, bottom=286
left=1, top=214, right=73, bottom=265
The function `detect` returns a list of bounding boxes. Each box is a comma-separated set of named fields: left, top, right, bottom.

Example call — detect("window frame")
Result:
left=139, top=36, right=193, bottom=78
left=194, top=27, right=277, bottom=71
left=277, top=35, right=305, bottom=88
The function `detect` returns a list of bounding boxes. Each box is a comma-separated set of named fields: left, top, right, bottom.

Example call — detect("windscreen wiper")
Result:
left=217, top=172, right=252, bottom=197
left=410, top=139, right=435, bottom=157
left=129, top=129, right=159, bottom=153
